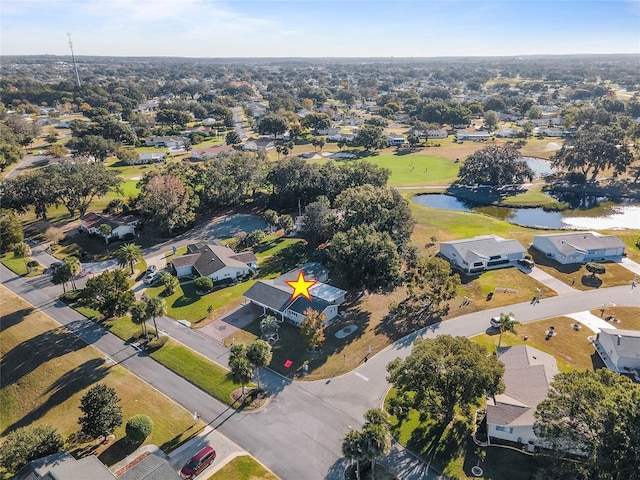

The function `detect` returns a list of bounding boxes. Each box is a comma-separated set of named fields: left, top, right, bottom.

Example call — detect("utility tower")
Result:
left=67, top=33, right=81, bottom=88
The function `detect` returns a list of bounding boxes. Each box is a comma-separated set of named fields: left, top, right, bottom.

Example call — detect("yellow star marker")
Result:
left=285, top=270, right=317, bottom=301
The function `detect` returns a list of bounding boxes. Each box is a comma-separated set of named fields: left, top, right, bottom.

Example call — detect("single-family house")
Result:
left=169, top=243, right=257, bottom=281
left=456, top=130, right=490, bottom=141
left=243, top=137, right=275, bottom=151
left=14, top=450, right=179, bottom=480
left=14, top=452, right=115, bottom=480
left=387, top=133, right=406, bottom=146
left=539, top=127, right=566, bottom=138
left=495, top=128, right=516, bottom=138
left=487, top=345, right=558, bottom=451
left=79, top=212, right=137, bottom=243
left=439, top=235, right=527, bottom=274
left=190, top=145, right=235, bottom=160
left=594, top=328, right=640, bottom=373
left=243, top=262, right=346, bottom=326
left=145, top=136, right=187, bottom=149
left=531, top=232, right=626, bottom=265
left=125, top=152, right=166, bottom=165
left=426, top=129, right=448, bottom=139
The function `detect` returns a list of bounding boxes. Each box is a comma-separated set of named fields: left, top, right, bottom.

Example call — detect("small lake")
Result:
left=521, top=157, right=555, bottom=177
left=413, top=193, right=640, bottom=230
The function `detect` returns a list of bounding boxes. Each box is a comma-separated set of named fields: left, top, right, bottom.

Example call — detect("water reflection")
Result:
left=413, top=194, right=640, bottom=230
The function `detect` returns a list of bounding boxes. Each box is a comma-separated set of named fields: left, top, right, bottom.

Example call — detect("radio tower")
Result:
left=67, top=33, right=81, bottom=88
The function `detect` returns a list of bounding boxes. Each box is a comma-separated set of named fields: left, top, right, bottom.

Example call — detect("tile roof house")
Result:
left=169, top=243, right=257, bottom=281
left=439, top=235, right=527, bottom=274
left=594, top=328, right=640, bottom=375
left=79, top=212, right=138, bottom=244
left=486, top=345, right=559, bottom=452
left=243, top=262, right=346, bottom=326
left=532, top=232, right=626, bottom=265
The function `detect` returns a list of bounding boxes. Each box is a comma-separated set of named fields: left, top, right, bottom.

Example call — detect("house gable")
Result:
left=439, top=235, right=526, bottom=273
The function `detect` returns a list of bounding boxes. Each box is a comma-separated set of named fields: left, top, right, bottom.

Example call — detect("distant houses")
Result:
left=243, top=262, right=346, bottom=327
left=243, top=137, right=275, bottom=151
left=531, top=232, right=626, bottom=265
left=190, top=145, right=235, bottom=160
left=79, top=212, right=138, bottom=244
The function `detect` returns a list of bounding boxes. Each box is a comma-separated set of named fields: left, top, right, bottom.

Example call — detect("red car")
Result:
left=180, top=446, right=216, bottom=479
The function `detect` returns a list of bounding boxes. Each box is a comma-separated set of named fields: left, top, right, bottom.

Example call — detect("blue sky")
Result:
left=2, top=0, right=639, bottom=57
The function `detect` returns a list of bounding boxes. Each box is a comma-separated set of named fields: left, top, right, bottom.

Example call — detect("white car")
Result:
left=143, top=272, right=161, bottom=285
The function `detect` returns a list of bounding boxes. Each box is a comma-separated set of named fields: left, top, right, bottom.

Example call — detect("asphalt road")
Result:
left=3, top=263, right=640, bottom=480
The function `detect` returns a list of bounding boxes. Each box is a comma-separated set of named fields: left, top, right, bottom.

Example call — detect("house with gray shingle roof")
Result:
left=532, top=231, right=626, bottom=265
left=486, top=345, right=558, bottom=451
left=243, top=262, right=345, bottom=327
left=439, top=235, right=527, bottom=274
left=169, top=243, right=256, bottom=281
left=595, top=328, right=640, bottom=374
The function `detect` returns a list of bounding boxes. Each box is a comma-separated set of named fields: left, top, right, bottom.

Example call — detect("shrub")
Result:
left=125, top=415, right=154, bottom=444
left=147, top=335, right=168, bottom=351
left=27, top=260, right=40, bottom=270
left=194, top=276, right=213, bottom=293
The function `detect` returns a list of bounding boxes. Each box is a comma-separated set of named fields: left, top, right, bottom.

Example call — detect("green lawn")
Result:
left=0, top=253, right=44, bottom=277
left=206, top=455, right=279, bottom=480
left=0, top=286, right=201, bottom=477
left=366, top=152, right=460, bottom=187
left=150, top=341, right=247, bottom=407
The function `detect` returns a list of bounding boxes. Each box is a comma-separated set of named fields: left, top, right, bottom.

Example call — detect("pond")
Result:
left=413, top=193, right=640, bottom=230
left=521, top=157, right=555, bottom=177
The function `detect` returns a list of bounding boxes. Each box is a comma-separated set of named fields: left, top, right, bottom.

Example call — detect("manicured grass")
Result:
left=365, top=152, right=460, bottom=186
left=529, top=250, right=636, bottom=291
left=0, top=286, right=200, bottom=473
left=206, top=455, right=279, bottom=480
left=146, top=280, right=258, bottom=324
left=588, top=306, right=640, bottom=330
left=0, top=253, right=44, bottom=277
left=471, top=315, right=598, bottom=372
left=149, top=340, right=246, bottom=406
left=498, top=185, right=559, bottom=207
left=165, top=246, right=188, bottom=258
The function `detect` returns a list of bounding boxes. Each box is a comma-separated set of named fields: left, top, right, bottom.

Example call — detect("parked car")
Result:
left=180, top=446, right=216, bottom=479
left=146, top=265, right=157, bottom=274
left=143, top=272, right=160, bottom=285
left=517, top=258, right=535, bottom=269
left=49, top=261, right=63, bottom=273
left=490, top=316, right=501, bottom=328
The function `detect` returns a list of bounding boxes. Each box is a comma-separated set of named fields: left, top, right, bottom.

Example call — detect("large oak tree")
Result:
left=387, top=335, right=504, bottom=424
left=457, top=144, right=534, bottom=186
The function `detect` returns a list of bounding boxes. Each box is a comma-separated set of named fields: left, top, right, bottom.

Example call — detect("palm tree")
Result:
left=64, top=256, right=81, bottom=290
left=51, top=264, right=71, bottom=293
left=116, top=243, right=143, bottom=276
left=246, top=339, right=272, bottom=389
left=361, top=423, right=391, bottom=480
left=159, top=271, right=178, bottom=295
left=497, top=312, right=520, bottom=348
left=260, top=315, right=279, bottom=336
left=145, top=295, right=166, bottom=339
left=342, top=429, right=365, bottom=480
left=229, top=343, right=252, bottom=396
left=130, top=300, right=150, bottom=340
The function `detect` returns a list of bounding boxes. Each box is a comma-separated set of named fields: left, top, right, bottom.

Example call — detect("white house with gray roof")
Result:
left=243, top=262, right=346, bottom=326
left=595, top=328, right=640, bottom=374
left=487, top=345, right=559, bottom=451
left=169, top=243, right=256, bottom=281
left=439, top=235, right=527, bottom=274
left=532, top=232, right=626, bottom=265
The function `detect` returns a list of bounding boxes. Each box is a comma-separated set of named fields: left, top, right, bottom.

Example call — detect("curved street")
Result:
left=3, top=253, right=639, bottom=479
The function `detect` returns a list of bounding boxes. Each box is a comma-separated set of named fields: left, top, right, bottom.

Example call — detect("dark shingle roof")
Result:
left=243, top=280, right=292, bottom=312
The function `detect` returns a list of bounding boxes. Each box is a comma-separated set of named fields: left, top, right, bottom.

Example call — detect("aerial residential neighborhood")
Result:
left=1, top=2, right=639, bottom=480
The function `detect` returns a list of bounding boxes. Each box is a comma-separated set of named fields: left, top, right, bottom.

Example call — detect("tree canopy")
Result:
left=78, top=383, right=123, bottom=441
left=387, top=335, right=504, bottom=424
left=534, top=369, right=640, bottom=480
left=405, top=256, right=461, bottom=317
left=457, top=144, right=534, bottom=186
left=0, top=425, right=64, bottom=474
left=82, top=269, right=135, bottom=319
